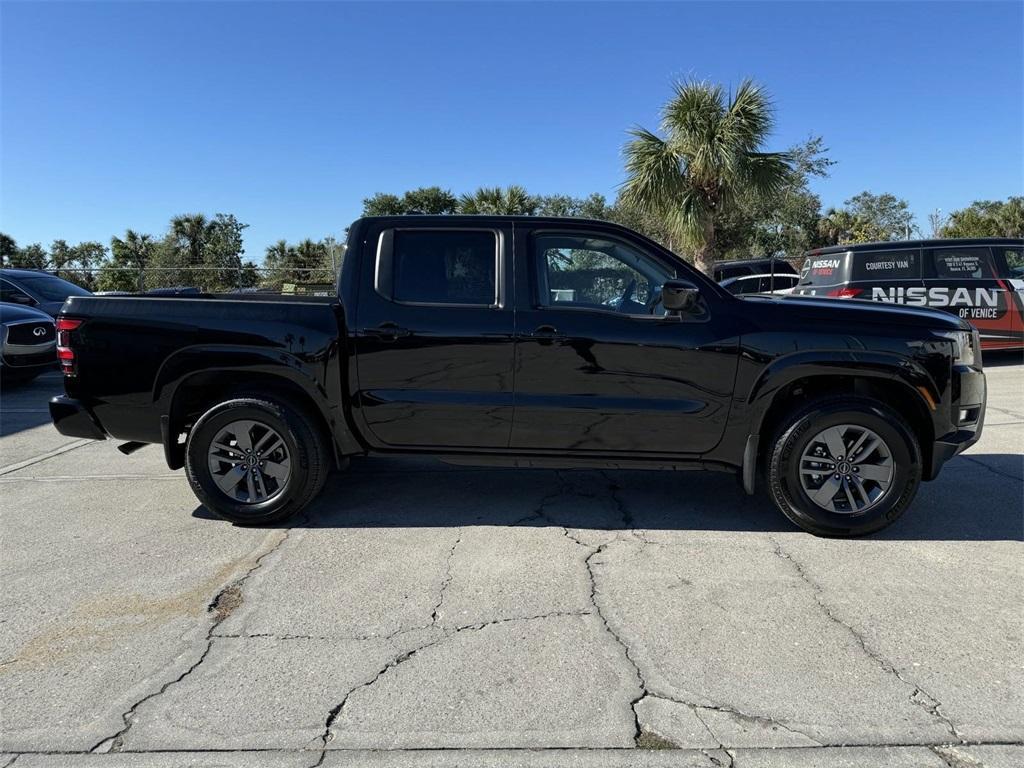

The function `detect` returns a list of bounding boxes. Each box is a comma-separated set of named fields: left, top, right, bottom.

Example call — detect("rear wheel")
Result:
left=767, top=396, right=921, bottom=536
left=185, top=396, right=330, bottom=525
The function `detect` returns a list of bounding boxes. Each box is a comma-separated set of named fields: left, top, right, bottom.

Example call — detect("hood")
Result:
left=739, top=294, right=968, bottom=331
left=0, top=303, right=55, bottom=324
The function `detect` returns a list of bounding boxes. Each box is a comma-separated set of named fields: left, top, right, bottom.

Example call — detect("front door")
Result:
left=353, top=223, right=515, bottom=449
left=511, top=227, right=739, bottom=456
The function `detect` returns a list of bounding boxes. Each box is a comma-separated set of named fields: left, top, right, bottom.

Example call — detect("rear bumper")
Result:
left=928, top=366, right=985, bottom=479
left=49, top=396, right=106, bottom=441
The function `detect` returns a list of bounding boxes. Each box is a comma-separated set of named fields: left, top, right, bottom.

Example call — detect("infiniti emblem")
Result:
left=33, top=326, right=47, bottom=337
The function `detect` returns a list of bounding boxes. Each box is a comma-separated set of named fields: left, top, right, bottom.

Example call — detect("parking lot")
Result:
left=1, top=359, right=1021, bottom=768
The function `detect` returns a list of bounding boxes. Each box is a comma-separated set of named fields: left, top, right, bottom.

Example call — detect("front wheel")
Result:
left=185, top=396, right=330, bottom=525
left=767, top=396, right=922, bottom=537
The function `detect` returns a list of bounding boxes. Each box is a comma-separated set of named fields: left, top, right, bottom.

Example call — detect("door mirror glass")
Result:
left=662, top=279, right=700, bottom=313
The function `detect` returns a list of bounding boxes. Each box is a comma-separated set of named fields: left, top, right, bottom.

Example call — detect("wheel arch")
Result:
left=155, top=348, right=358, bottom=470
left=749, top=359, right=937, bottom=481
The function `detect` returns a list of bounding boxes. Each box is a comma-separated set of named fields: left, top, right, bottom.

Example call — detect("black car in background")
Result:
left=793, top=238, right=1024, bottom=351
left=1, top=303, right=56, bottom=386
left=0, top=268, right=92, bottom=317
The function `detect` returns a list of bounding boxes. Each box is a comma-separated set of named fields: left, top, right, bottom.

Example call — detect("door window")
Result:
left=925, top=247, right=996, bottom=279
left=534, top=234, right=674, bottom=316
left=388, top=230, right=498, bottom=306
left=995, top=246, right=1024, bottom=278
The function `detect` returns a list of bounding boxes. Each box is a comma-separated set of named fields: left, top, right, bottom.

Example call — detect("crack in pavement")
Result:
left=518, top=476, right=813, bottom=751
left=87, top=524, right=299, bottom=754
left=430, top=534, right=462, bottom=626
left=931, top=745, right=987, bottom=768
left=308, top=610, right=593, bottom=766
left=770, top=537, right=965, bottom=743
left=583, top=543, right=648, bottom=746
left=960, top=455, right=1024, bottom=482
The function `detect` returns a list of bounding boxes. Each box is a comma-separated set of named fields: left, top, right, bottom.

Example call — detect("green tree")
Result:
left=941, top=197, right=1024, bottom=238
left=717, top=135, right=835, bottom=259
left=205, top=213, right=249, bottom=290
left=362, top=187, right=458, bottom=216
left=620, top=79, right=791, bottom=273
left=0, top=233, right=16, bottom=267
left=170, top=213, right=212, bottom=268
left=458, top=185, right=538, bottom=215
left=535, top=193, right=617, bottom=220
left=97, top=230, right=154, bottom=292
left=842, top=191, right=916, bottom=242
left=817, top=207, right=860, bottom=246
left=11, top=243, right=48, bottom=270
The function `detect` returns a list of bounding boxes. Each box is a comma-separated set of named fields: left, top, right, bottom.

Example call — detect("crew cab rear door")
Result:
left=352, top=222, right=515, bottom=449
left=510, top=224, right=738, bottom=456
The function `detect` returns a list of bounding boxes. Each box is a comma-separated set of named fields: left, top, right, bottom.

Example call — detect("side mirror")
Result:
left=662, top=279, right=700, bottom=313
left=9, top=293, right=35, bottom=306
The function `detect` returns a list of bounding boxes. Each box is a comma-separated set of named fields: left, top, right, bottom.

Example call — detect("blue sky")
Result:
left=2, top=1, right=1021, bottom=262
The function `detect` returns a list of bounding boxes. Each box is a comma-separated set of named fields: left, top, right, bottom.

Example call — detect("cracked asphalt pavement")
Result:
left=1, top=359, right=1022, bottom=767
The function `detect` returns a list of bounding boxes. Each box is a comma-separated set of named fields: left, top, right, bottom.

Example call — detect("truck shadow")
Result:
left=193, top=453, right=1023, bottom=541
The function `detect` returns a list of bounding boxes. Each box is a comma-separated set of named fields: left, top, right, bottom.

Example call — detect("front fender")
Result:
left=746, top=349, right=940, bottom=427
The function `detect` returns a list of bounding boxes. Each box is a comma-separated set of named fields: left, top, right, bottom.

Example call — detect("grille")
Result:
left=3, top=350, right=56, bottom=367
left=5, top=321, right=56, bottom=345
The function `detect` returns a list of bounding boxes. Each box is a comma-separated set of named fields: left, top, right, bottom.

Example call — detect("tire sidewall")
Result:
left=186, top=398, right=311, bottom=525
left=770, top=401, right=920, bottom=536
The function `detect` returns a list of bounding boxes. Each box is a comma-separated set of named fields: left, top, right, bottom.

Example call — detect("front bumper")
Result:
left=49, top=396, right=106, bottom=441
left=929, top=365, right=985, bottom=479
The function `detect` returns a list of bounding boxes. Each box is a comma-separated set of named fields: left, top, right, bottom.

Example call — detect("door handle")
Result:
left=365, top=322, right=411, bottom=341
left=530, top=324, right=566, bottom=342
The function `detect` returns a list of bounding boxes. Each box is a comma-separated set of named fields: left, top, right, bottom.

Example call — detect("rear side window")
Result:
left=926, top=247, right=996, bottom=279
left=851, top=249, right=920, bottom=281
left=798, top=253, right=848, bottom=286
left=995, top=246, right=1024, bottom=278
left=388, top=230, right=498, bottom=305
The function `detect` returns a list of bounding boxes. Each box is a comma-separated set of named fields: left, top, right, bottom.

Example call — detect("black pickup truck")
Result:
left=49, top=216, right=986, bottom=536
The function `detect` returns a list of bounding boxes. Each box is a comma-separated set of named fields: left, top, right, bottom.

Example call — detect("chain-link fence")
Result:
left=45, top=267, right=339, bottom=297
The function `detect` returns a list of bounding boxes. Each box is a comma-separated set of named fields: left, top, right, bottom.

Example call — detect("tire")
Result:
left=185, top=396, right=330, bottom=525
left=767, top=396, right=921, bottom=537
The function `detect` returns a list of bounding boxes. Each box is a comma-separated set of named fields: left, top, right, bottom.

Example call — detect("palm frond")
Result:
left=739, top=151, right=793, bottom=198
left=620, top=127, right=685, bottom=214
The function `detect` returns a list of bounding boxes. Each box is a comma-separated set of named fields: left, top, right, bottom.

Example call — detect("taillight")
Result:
left=826, top=287, right=863, bottom=299
left=56, top=317, right=83, bottom=376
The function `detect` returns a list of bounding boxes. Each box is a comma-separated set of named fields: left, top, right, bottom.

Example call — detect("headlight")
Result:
left=936, top=330, right=976, bottom=367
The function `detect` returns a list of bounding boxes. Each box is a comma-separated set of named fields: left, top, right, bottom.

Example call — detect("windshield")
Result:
left=20, top=275, right=92, bottom=301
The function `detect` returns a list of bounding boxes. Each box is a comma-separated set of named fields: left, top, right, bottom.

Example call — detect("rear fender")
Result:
left=153, top=345, right=360, bottom=468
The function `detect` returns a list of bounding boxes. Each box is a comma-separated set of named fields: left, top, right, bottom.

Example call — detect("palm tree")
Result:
left=458, top=186, right=538, bottom=215
left=620, top=79, right=791, bottom=274
left=817, top=208, right=859, bottom=246
left=170, top=213, right=212, bottom=268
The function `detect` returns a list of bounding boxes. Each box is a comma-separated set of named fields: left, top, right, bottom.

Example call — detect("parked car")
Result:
left=720, top=273, right=800, bottom=295
left=793, top=238, right=1024, bottom=351
left=49, top=216, right=985, bottom=537
left=1, top=303, right=56, bottom=386
left=1, top=268, right=93, bottom=317
left=713, top=257, right=798, bottom=282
